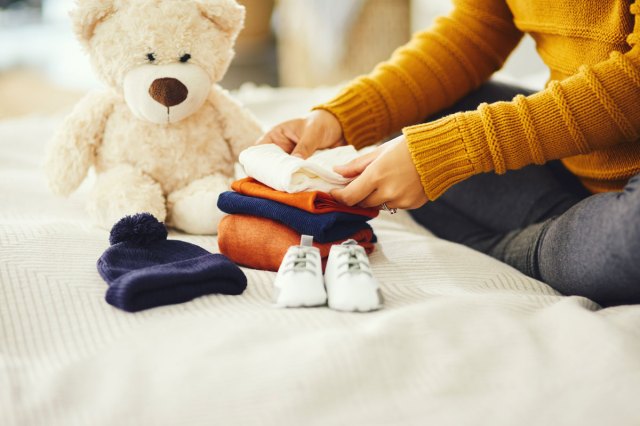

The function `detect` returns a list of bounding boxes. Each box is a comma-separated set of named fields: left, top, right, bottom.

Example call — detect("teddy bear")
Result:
left=45, top=0, right=263, bottom=235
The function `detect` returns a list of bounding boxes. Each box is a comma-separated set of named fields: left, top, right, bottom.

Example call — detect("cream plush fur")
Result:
left=45, top=0, right=263, bottom=235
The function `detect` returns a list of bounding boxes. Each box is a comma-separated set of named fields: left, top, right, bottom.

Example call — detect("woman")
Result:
left=258, top=0, right=640, bottom=306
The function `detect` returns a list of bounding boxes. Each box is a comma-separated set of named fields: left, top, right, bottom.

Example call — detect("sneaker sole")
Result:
left=327, top=287, right=383, bottom=313
left=272, top=280, right=327, bottom=308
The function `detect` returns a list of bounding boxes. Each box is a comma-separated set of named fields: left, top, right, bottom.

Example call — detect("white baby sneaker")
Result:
left=273, top=235, right=327, bottom=308
left=324, top=240, right=383, bottom=312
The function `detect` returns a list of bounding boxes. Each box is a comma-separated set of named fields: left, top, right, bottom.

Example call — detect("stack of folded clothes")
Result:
left=217, top=177, right=378, bottom=272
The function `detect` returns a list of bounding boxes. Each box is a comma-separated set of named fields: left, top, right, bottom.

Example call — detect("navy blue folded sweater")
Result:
left=217, top=191, right=376, bottom=243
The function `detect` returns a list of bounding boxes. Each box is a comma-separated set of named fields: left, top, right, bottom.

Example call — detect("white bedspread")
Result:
left=1, top=87, right=640, bottom=426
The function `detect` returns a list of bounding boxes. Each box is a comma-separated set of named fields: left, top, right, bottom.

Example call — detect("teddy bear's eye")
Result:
left=147, top=53, right=156, bottom=62
left=180, top=54, right=191, bottom=63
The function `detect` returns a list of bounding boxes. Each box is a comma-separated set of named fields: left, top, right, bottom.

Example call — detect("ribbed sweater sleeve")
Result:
left=314, top=0, right=523, bottom=150
left=406, top=2, right=640, bottom=200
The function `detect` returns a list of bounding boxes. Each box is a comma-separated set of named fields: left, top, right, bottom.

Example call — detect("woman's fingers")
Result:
left=333, top=150, right=381, bottom=178
left=255, top=119, right=303, bottom=152
left=331, top=171, right=377, bottom=207
left=290, top=134, right=318, bottom=159
left=332, top=136, right=430, bottom=210
left=274, top=131, right=298, bottom=153
left=357, top=191, right=389, bottom=209
left=256, top=110, right=345, bottom=159
left=292, top=110, right=345, bottom=159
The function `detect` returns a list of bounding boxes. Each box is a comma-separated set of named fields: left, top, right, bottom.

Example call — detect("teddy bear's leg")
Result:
left=166, top=174, right=232, bottom=235
left=87, top=165, right=166, bottom=230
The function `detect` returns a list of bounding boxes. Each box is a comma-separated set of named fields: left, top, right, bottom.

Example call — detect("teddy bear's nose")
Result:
left=149, top=78, right=189, bottom=108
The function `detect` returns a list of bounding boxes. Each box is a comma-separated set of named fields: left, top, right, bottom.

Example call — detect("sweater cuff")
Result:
left=313, top=82, right=390, bottom=150
left=403, top=112, right=490, bottom=200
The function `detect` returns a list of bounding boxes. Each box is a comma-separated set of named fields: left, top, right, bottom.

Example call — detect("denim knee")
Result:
left=537, top=175, right=640, bottom=306
left=592, top=175, right=640, bottom=303
left=614, top=173, right=640, bottom=222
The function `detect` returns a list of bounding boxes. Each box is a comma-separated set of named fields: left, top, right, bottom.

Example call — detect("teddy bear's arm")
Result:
left=45, top=91, right=117, bottom=196
left=208, top=85, right=264, bottom=160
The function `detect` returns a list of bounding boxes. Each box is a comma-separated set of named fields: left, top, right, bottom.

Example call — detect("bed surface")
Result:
left=1, top=86, right=640, bottom=426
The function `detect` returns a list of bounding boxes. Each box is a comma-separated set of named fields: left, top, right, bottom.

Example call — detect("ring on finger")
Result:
left=381, top=202, right=398, bottom=214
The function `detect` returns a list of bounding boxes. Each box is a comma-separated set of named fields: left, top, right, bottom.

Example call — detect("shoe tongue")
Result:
left=300, top=235, right=314, bottom=247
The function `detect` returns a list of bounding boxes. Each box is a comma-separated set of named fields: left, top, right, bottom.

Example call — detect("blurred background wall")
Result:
left=0, top=0, right=547, bottom=120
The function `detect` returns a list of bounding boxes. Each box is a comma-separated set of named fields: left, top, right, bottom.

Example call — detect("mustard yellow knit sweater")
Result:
left=316, top=0, right=640, bottom=199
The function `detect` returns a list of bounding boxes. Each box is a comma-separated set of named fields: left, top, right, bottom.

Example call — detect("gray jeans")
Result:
left=409, top=81, right=640, bottom=307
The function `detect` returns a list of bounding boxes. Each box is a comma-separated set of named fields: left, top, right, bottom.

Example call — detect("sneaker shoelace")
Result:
left=337, top=246, right=372, bottom=278
left=282, top=246, right=318, bottom=276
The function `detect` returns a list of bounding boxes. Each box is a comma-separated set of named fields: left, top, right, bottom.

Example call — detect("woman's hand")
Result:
left=256, top=109, right=346, bottom=159
left=331, top=135, right=429, bottom=210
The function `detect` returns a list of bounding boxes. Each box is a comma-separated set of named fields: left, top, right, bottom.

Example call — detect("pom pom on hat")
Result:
left=109, top=213, right=168, bottom=245
left=97, top=213, right=247, bottom=312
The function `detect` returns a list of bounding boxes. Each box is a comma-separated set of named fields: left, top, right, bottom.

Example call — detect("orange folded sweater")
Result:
left=218, top=214, right=376, bottom=272
left=231, top=178, right=379, bottom=218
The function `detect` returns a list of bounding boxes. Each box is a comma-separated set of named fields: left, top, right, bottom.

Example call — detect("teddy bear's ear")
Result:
left=70, top=0, right=116, bottom=47
left=197, top=0, right=246, bottom=39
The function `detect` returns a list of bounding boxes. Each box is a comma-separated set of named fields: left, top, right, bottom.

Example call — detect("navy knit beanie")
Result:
left=97, top=213, right=247, bottom=312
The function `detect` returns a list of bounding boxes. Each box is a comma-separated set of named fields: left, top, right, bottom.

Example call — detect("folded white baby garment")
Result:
left=239, top=144, right=363, bottom=193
